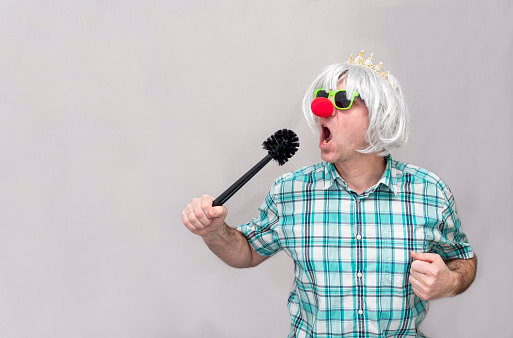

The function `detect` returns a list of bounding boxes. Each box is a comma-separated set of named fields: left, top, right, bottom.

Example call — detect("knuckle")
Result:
left=201, top=194, right=212, bottom=202
left=201, top=200, right=212, bottom=210
left=424, top=292, right=434, bottom=300
left=188, top=211, right=198, bottom=221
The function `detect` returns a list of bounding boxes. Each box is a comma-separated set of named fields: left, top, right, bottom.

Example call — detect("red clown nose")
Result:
left=311, top=97, right=334, bottom=118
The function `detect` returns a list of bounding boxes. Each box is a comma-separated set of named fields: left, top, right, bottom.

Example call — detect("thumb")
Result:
left=411, top=251, right=438, bottom=263
left=209, top=206, right=228, bottom=219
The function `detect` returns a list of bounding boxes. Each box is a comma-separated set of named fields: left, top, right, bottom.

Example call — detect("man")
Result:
left=181, top=51, right=477, bottom=337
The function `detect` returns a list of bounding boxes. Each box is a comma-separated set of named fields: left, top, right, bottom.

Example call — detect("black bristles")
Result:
left=213, top=129, right=299, bottom=206
left=262, top=129, right=300, bottom=166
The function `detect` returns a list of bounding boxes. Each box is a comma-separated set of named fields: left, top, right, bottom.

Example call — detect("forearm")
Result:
left=182, top=194, right=266, bottom=268
left=203, top=223, right=263, bottom=268
left=446, top=255, right=477, bottom=296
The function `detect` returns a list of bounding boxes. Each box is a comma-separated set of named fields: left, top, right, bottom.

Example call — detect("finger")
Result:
left=182, top=202, right=193, bottom=214
left=410, top=282, right=427, bottom=300
left=181, top=210, right=200, bottom=232
left=410, top=268, right=436, bottom=288
left=409, top=274, right=421, bottom=290
left=410, top=267, right=438, bottom=290
left=200, top=194, right=215, bottom=219
left=410, top=277, right=435, bottom=301
left=187, top=209, right=209, bottom=230
left=190, top=198, right=212, bottom=227
left=411, top=251, right=440, bottom=263
left=409, top=266, right=427, bottom=281
left=182, top=201, right=208, bottom=230
left=409, top=275, right=427, bottom=297
left=209, top=205, right=228, bottom=219
left=410, top=259, right=432, bottom=275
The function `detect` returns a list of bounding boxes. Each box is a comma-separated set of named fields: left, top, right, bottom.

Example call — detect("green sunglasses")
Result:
left=314, top=89, right=360, bottom=110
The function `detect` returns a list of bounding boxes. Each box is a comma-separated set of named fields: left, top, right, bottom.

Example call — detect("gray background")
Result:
left=0, top=0, right=511, bottom=337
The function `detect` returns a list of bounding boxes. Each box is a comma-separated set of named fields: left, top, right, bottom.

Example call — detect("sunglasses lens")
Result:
left=315, top=90, right=330, bottom=98
left=334, top=92, right=352, bottom=109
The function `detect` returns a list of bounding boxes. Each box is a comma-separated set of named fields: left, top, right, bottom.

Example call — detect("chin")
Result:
left=320, top=152, right=336, bottom=163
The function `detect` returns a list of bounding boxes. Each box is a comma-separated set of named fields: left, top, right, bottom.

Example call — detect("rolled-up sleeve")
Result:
left=237, top=183, right=283, bottom=257
left=430, top=186, right=474, bottom=261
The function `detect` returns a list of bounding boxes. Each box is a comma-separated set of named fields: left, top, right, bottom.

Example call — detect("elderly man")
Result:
left=181, top=51, right=477, bottom=337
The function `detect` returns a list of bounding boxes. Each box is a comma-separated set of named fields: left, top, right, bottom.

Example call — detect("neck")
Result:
left=334, top=153, right=387, bottom=195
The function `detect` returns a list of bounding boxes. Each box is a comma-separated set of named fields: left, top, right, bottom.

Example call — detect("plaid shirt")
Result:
left=237, top=156, right=474, bottom=337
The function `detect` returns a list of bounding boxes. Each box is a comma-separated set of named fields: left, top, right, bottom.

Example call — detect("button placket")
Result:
left=354, top=197, right=364, bottom=322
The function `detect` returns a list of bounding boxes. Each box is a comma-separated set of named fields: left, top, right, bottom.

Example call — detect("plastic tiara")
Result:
left=347, top=50, right=390, bottom=84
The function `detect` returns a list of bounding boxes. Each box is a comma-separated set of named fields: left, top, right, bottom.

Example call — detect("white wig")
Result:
left=302, top=62, right=409, bottom=156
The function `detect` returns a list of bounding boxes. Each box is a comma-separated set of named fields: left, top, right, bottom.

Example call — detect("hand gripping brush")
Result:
left=212, top=129, right=300, bottom=207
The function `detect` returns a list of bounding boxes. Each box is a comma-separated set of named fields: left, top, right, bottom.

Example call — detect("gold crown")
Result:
left=347, top=50, right=390, bottom=84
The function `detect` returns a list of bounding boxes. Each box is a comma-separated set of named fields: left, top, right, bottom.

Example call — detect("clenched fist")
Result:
left=409, top=251, right=458, bottom=301
left=181, top=194, right=228, bottom=237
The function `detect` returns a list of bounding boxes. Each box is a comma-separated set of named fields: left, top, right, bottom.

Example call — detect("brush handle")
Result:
left=212, top=154, right=272, bottom=207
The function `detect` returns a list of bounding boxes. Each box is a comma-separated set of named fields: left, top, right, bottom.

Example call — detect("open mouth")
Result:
left=321, top=125, right=332, bottom=145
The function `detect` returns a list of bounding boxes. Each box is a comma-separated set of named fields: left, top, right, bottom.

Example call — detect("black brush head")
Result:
left=262, top=129, right=300, bottom=166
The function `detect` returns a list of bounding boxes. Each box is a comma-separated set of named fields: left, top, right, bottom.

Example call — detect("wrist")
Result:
left=202, top=222, right=229, bottom=243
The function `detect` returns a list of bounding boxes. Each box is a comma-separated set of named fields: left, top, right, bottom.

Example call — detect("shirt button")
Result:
left=356, top=234, right=362, bottom=240
left=358, top=309, right=363, bottom=315
left=357, top=272, right=363, bottom=278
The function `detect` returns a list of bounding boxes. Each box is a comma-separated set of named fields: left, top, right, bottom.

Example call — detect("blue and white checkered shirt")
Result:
left=237, top=156, right=474, bottom=337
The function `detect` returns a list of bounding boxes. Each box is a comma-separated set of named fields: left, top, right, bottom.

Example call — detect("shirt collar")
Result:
left=324, top=162, right=341, bottom=190
left=378, top=155, right=397, bottom=195
left=323, top=155, right=397, bottom=195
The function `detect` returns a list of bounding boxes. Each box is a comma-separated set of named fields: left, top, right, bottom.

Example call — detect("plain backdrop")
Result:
left=1, top=0, right=512, bottom=337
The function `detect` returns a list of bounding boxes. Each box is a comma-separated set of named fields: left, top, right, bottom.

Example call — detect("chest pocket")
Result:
left=376, top=199, right=424, bottom=286
left=380, top=226, right=413, bottom=288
